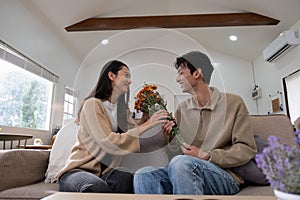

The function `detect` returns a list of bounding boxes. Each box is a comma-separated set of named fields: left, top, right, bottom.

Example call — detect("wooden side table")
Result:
left=0, top=133, right=33, bottom=149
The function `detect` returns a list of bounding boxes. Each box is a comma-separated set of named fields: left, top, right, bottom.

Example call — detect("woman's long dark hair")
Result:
left=77, top=60, right=129, bottom=132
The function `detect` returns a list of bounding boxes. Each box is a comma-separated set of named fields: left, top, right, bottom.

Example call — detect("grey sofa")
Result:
left=0, top=114, right=295, bottom=200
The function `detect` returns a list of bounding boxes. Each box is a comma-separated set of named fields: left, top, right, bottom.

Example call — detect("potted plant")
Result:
left=255, top=130, right=300, bottom=200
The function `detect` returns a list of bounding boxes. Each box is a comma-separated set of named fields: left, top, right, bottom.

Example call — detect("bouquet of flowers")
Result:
left=134, top=83, right=185, bottom=145
left=255, top=131, right=300, bottom=194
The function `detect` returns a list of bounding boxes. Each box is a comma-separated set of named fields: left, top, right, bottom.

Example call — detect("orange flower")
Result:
left=150, top=85, right=157, bottom=90
left=133, top=83, right=185, bottom=145
left=134, top=83, right=166, bottom=114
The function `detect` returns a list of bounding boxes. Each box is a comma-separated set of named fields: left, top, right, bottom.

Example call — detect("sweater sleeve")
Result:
left=80, top=98, right=142, bottom=156
left=210, top=96, right=257, bottom=168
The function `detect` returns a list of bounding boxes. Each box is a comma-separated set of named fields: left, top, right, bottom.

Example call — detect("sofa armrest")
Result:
left=0, top=149, right=50, bottom=192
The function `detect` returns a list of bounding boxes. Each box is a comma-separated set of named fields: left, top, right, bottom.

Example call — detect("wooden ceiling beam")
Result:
left=65, top=12, right=280, bottom=32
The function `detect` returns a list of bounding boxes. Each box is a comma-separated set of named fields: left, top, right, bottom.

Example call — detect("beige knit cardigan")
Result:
left=56, top=98, right=143, bottom=179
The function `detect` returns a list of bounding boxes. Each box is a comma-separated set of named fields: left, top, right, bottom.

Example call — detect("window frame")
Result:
left=0, top=40, right=59, bottom=131
left=63, top=87, right=79, bottom=120
left=282, top=69, right=300, bottom=124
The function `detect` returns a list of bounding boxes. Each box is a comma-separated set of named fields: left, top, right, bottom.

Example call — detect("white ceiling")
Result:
left=24, top=0, right=300, bottom=62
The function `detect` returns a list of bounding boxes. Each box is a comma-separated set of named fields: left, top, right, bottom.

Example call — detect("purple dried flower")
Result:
left=294, top=135, right=300, bottom=145
left=255, top=132, right=300, bottom=194
left=268, top=135, right=280, bottom=144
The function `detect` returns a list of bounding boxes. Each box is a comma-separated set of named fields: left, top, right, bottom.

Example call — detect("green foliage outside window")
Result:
left=0, top=61, right=52, bottom=130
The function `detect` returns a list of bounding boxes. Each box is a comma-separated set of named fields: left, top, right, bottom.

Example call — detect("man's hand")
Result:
left=163, top=120, right=175, bottom=136
left=181, top=143, right=210, bottom=161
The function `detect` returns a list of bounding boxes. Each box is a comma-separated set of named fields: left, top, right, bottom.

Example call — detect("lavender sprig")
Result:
left=255, top=132, right=300, bottom=194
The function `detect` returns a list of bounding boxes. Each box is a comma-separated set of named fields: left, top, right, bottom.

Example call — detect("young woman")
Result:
left=56, top=60, right=168, bottom=193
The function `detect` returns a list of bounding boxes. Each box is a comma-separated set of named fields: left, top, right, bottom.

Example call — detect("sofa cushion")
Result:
left=238, top=185, right=274, bottom=195
left=0, top=182, right=58, bottom=200
left=0, top=149, right=50, bottom=192
left=249, top=114, right=294, bottom=146
left=230, top=135, right=269, bottom=185
left=45, top=120, right=78, bottom=183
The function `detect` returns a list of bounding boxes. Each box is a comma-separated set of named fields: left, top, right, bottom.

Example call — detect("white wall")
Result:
left=74, top=29, right=255, bottom=114
left=253, top=19, right=300, bottom=118
left=2, top=0, right=283, bottom=141
left=0, top=0, right=81, bottom=141
left=209, top=50, right=256, bottom=114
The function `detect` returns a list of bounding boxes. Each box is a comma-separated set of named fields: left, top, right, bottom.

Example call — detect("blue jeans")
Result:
left=134, top=155, right=240, bottom=195
left=59, top=168, right=133, bottom=193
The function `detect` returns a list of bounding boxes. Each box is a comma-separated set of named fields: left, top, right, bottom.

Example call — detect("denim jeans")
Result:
left=134, top=155, right=240, bottom=195
left=59, top=168, right=133, bottom=193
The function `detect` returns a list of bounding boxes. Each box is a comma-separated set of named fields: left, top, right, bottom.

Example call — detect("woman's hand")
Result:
left=181, top=143, right=210, bottom=161
left=148, top=109, right=169, bottom=127
left=139, top=110, right=169, bottom=133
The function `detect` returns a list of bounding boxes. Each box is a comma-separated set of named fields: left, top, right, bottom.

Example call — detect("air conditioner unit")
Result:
left=263, top=30, right=300, bottom=62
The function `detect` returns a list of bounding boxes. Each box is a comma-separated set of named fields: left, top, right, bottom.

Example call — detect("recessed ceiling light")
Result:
left=229, top=35, right=238, bottom=41
left=101, top=39, right=109, bottom=45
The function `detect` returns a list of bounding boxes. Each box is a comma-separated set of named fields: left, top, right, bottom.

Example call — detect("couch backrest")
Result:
left=249, top=114, right=294, bottom=145
left=0, top=149, right=50, bottom=192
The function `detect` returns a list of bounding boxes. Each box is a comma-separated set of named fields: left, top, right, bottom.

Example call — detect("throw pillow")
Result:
left=230, top=134, right=269, bottom=185
left=44, top=119, right=78, bottom=183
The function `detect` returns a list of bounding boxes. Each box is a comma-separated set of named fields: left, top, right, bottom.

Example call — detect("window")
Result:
left=0, top=41, right=58, bottom=130
left=283, top=69, right=300, bottom=124
left=63, top=87, right=78, bottom=120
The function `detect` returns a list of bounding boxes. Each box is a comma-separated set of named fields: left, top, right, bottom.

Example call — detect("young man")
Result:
left=133, top=51, right=257, bottom=195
